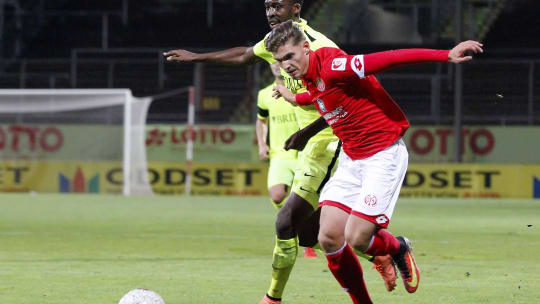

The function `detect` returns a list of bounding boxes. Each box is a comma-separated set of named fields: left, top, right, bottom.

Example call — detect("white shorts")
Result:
left=319, top=139, right=408, bottom=228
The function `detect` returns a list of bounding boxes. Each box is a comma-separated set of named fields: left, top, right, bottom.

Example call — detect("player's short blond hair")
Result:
left=265, top=20, right=306, bottom=53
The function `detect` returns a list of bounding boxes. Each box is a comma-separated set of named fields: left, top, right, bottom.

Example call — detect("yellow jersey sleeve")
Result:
left=257, top=84, right=271, bottom=120
left=253, top=33, right=277, bottom=65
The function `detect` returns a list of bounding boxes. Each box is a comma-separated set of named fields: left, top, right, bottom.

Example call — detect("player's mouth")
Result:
left=268, top=19, right=280, bottom=28
left=286, top=68, right=297, bottom=78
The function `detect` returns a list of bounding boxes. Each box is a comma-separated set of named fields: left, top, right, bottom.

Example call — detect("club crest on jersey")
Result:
left=331, top=58, right=347, bottom=71
left=315, top=98, right=327, bottom=112
left=316, top=78, right=325, bottom=92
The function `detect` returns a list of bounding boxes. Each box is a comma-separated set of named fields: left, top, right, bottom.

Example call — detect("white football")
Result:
left=118, top=289, right=165, bottom=304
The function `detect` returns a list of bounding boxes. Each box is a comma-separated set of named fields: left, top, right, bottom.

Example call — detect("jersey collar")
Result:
left=293, top=18, right=307, bottom=27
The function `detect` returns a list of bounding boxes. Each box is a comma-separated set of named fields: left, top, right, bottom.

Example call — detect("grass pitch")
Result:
left=0, top=194, right=538, bottom=304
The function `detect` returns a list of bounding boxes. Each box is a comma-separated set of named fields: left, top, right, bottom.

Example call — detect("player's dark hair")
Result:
left=265, top=20, right=305, bottom=53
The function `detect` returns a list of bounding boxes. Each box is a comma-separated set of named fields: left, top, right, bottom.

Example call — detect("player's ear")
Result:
left=303, top=40, right=310, bottom=55
left=292, top=2, right=301, bottom=17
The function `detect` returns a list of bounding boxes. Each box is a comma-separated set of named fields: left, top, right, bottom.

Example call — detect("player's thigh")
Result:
left=276, top=192, right=317, bottom=238
left=291, top=139, right=341, bottom=209
left=344, top=214, right=378, bottom=250
left=350, top=139, right=408, bottom=228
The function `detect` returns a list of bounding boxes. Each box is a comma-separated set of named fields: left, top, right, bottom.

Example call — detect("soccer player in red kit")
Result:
left=268, top=20, right=483, bottom=303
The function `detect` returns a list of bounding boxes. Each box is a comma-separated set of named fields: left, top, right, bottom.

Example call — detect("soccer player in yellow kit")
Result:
left=256, top=64, right=318, bottom=259
left=256, top=64, right=299, bottom=210
left=164, top=1, right=396, bottom=302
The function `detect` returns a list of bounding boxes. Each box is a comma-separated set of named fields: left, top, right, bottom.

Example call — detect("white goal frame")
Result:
left=0, top=89, right=152, bottom=196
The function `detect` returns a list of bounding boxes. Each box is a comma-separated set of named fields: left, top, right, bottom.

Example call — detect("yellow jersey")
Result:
left=253, top=18, right=337, bottom=140
left=257, top=82, right=299, bottom=160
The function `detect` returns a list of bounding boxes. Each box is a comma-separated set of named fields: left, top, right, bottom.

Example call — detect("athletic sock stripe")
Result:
left=317, top=140, right=342, bottom=194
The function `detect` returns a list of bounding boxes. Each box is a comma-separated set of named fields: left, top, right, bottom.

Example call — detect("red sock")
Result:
left=365, top=229, right=401, bottom=257
left=326, top=243, right=372, bottom=304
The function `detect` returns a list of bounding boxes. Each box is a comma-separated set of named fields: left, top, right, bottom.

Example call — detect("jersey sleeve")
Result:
left=257, top=90, right=269, bottom=120
left=326, top=49, right=450, bottom=81
left=295, top=92, right=312, bottom=106
left=253, top=35, right=277, bottom=65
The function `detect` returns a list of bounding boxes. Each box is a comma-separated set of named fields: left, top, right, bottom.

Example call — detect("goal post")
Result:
left=148, top=86, right=195, bottom=196
left=0, top=89, right=153, bottom=195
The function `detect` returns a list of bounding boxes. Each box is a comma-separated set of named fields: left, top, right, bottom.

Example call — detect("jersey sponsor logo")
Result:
left=323, top=105, right=348, bottom=125
left=375, top=215, right=388, bottom=225
left=364, top=194, right=377, bottom=206
left=316, top=78, right=326, bottom=92
left=331, top=58, right=347, bottom=71
left=316, top=98, right=327, bottom=112
left=351, top=55, right=365, bottom=79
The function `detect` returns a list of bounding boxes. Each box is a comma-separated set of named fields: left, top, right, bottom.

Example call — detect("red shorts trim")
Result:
left=351, top=211, right=390, bottom=229
left=320, top=200, right=352, bottom=213
left=320, top=200, right=390, bottom=228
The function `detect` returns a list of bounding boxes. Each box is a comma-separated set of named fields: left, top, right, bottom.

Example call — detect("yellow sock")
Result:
left=267, top=237, right=298, bottom=299
left=354, top=248, right=374, bottom=262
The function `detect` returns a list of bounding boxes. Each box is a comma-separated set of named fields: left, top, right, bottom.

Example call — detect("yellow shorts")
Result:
left=291, top=138, right=341, bottom=209
left=267, top=157, right=297, bottom=189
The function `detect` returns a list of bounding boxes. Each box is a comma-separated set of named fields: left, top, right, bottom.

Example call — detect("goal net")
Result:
left=0, top=89, right=153, bottom=195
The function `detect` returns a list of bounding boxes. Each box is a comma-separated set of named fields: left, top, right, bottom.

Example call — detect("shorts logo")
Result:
left=299, top=186, right=312, bottom=193
left=316, top=78, right=325, bottom=92
left=375, top=215, right=388, bottom=225
left=364, top=194, right=377, bottom=206
left=331, top=58, right=347, bottom=71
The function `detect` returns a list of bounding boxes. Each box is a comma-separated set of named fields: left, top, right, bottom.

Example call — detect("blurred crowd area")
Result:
left=1, top=0, right=539, bottom=125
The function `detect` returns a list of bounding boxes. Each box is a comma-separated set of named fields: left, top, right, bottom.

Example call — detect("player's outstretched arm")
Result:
left=360, top=40, right=483, bottom=76
left=284, top=117, right=328, bottom=151
left=163, top=46, right=261, bottom=65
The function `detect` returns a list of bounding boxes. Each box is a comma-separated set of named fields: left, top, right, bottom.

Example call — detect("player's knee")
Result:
left=270, top=192, right=287, bottom=206
left=318, top=229, right=343, bottom=253
left=269, top=185, right=288, bottom=206
left=345, top=230, right=372, bottom=253
left=275, top=208, right=293, bottom=237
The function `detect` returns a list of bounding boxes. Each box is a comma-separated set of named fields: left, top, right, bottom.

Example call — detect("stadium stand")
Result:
left=1, top=0, right=539, bottom=124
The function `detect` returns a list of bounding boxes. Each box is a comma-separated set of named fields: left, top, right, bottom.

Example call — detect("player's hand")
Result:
left=284, top=130, right=309, bottom=151
left=163, top=49, right=200, bottom=63
left=258, top=145, right=269, bottom=161
left=448, top=40, right=483, bottom=63
left=273, top=84, right=298, bottom=106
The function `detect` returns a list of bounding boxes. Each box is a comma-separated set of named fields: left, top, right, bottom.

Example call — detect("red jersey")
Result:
left=297, top=47, right=449, bottom=160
